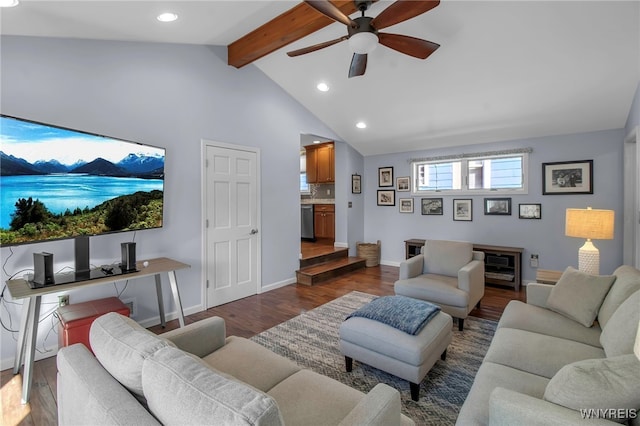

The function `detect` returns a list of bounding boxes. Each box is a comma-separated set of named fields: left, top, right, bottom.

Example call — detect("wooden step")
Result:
left=300, top=247, right=348, bottom=268
left=296, top=257, right=366, bottom=286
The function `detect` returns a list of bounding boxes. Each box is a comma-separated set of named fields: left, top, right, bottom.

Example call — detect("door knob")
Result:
left=249, top=229, right=259, bottom=235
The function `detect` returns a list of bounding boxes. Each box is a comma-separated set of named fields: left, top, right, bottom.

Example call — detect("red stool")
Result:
left=57, top=297, right=130, bottom=353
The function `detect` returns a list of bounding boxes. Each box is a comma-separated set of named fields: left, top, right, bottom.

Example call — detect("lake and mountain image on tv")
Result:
left=0, top=115, right=165, bottom=246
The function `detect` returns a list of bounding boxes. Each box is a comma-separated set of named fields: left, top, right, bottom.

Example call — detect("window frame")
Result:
left=411, top=152, right=529, bottom=196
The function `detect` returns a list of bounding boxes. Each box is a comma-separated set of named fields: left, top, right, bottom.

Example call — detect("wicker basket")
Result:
left=356, top=240, right=381, bottom=267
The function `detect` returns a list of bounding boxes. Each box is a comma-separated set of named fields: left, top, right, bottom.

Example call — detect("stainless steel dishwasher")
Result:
left=301, top=204, right=315, bottom=241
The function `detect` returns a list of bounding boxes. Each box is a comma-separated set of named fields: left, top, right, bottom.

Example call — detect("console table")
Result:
left=404, top=239, right=523, bottom=291
left=6, top=256, right=190, bottom=404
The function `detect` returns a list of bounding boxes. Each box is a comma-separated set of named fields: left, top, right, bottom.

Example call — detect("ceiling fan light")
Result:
left=348, top=32, right=378, bottom=54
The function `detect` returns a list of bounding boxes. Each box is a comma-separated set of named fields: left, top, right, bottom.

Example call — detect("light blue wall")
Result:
left=364, top=129, right=625, bottom=281
left=0, top=35, right=341, bottom=366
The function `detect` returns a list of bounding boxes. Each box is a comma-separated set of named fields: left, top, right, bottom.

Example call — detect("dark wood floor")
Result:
left=1, top=259, right=525, bottom=426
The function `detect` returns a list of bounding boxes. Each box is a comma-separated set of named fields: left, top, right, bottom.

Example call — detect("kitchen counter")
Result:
left=301, top=199, right=335, bottom=204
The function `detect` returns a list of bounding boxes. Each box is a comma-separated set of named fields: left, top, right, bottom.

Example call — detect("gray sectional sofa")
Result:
left=457, top=265, right=640, bottom=425
left=57, top=312, right=414, bottom=425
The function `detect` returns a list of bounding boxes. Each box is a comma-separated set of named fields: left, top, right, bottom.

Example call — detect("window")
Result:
left=300, top=151, right=310, bottom=194
left=413, top=153, right=528, bottom=195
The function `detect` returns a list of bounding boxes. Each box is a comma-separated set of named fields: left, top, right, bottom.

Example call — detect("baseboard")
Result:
left=334, top=241, right=348, bottom=248
left=380, top=259, right=401, bottom=267
left=260, top=277, right=296, bottom=293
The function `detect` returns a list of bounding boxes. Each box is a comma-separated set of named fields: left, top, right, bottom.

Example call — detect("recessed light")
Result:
left=316, top=82, right=329, bottom=92
left=0, top=0, right=19, bottom=7
left=313, top=140, right=321, bottom=144
left=157, top=12, right=178, bottom=22
left=356, top=122, right=367, bottom=129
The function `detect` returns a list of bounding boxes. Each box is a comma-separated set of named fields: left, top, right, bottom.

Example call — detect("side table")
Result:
left=536, top=269, right=563, bottom=284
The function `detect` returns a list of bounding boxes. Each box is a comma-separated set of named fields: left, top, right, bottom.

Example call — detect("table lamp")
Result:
left=565, top=207, right=614, bottom=275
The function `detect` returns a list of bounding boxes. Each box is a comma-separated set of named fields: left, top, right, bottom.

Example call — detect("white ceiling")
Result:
left=1, top=1, right=639, bottom=156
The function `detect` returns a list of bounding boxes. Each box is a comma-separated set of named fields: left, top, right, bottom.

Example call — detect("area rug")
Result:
left=250, top=291, right=497, bottom=426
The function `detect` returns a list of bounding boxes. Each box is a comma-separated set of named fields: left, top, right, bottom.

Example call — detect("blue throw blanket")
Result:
left=346, top=295, right=441, bottom=335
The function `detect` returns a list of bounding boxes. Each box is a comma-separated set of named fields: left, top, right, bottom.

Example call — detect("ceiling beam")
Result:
left=227, top=1, right=359, bottom=69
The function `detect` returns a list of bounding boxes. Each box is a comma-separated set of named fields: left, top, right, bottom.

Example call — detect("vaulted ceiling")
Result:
left=1, top=1, right=639, bottom=155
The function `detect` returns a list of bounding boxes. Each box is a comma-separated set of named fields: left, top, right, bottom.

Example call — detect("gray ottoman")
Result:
left=339, top=310, right=453, bottom=401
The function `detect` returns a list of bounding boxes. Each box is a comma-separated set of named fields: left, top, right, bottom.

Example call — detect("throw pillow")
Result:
left=142, top=346, right=284, bottom=426
left=546, top=266, right=615, bottom=327
left=90, top=312, right=174, bottom=396
left=600, top=290, right=640, bottom=357
left=543, top=355, right=640, bottom=422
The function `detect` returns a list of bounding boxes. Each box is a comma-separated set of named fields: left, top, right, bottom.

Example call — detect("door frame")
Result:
left=201, top=139, right=262, bottom=308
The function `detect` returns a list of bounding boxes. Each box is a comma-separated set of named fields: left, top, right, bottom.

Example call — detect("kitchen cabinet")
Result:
left=314, top=204, right=335, bottom=240
left=306, top=142, right=334, bottom=183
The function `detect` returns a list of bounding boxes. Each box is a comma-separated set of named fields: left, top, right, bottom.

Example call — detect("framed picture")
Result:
left=542, top=160, right=593, bottom=195
left=484, top=198, right=512, bottom=215
left=421, top=198, right=443, bottom=215
left=453, top=199, right=472, bottom=221
left=399, top=198, right=414, bottom=213
left=377, top=190, right=395, bottom=206
left=396, top=176, right=411, bottom=192
left=378, top=167, right=394, bottom=187
left=351, top=174, right=361, bottom=194
left=519, top=203, right=542, bottom=219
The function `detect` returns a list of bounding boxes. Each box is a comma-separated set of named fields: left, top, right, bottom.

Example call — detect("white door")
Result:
left=204, top=142, right=260, bottom=308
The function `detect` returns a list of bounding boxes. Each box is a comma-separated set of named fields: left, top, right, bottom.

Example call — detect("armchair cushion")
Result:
left=543, top=354, right=640, bottom=421
left=546, top=267, right=616, bottom=327
left=423, top=240, right=473, bottom=277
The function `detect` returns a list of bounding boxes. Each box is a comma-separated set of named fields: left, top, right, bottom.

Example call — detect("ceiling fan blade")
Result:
left=305, top=0, right=356, bottom=27
left=378, top=33, right=439, bottom=59
left=287, top=36, right=348, bottom=57
left=371, top=0, right=440, bottom=30
left=348, top=53, right=367, bottom=78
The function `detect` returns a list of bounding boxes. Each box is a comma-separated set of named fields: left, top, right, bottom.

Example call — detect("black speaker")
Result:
left=120, top=242, right=137, bottom=272
left=33, top=252, right=55, bottom=285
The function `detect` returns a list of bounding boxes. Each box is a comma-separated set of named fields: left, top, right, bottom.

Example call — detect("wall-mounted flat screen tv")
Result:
left=1, top=115, right=165, bottom=246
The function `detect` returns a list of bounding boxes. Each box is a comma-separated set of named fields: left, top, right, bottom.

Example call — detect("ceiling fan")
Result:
left=287, top=0, right=440, bottom=78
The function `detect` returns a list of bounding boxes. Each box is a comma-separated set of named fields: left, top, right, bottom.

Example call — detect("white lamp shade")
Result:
left=348, top=32, right=379, bottom=54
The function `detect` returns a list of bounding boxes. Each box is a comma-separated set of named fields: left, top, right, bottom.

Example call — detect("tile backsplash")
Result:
left=301, top=183, right=335, bottom=200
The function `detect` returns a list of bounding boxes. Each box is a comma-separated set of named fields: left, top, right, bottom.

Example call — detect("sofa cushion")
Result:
left=203, top=336, right=301, bottom=392
left=543, top=355, right=640, bottom=422
left=600, top=290, right=640, bottom=357
left=484, top=328, right=605, bottom=379
left=89, top=312, right=174, bottom=396
left=142, top=346, right=283, bottom=426
left=267, top=369, right=364, bottom=426
left=546, top=267, right=615, bottom=327
left=599, top=265, right=640, bottom=329
left=456, top=361, right=550, bottom=426
left=498, top=300, right=602, bottom=347
left=423, top=240, right=473, bottom=277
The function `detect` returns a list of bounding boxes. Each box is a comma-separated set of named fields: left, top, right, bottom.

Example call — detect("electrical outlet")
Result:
left=122, top=298, right=137, bottom=318
left=58, top=295, right=69, bottom=307
left=530, top=254, right=539, bottom=268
